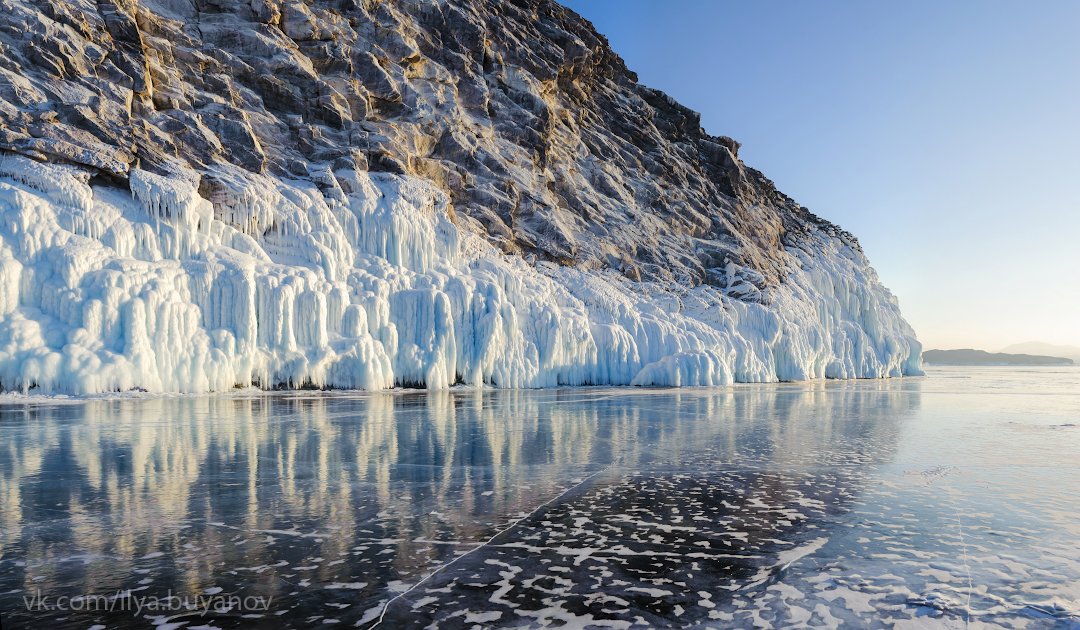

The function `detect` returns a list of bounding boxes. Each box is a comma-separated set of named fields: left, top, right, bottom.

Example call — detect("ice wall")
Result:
left=0, top=157, right=921, bottom=394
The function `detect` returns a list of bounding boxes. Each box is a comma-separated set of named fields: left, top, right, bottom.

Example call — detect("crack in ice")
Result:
left=368, top=463, right=617, bottom=628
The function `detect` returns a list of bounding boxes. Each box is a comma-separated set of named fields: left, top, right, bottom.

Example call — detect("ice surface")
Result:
left=2, top=369, right=1077, bottom=628
left=0, top=161, right=921, bottom=393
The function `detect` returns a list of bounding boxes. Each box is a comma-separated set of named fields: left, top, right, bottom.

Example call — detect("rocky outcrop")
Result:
left=3, top=0, right=844, bottom=293
left=0, top=0, right=922, bottom=393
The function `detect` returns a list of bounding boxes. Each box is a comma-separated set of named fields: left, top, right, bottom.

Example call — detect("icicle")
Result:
left=0, top=162, right=921, bottom=394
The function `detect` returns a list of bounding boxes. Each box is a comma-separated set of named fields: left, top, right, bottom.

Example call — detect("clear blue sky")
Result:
left=561, top=0, right=1080, bottom=351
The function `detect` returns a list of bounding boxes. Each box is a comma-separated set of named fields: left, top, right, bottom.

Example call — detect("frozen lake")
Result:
left=0, top=367, right=1077, bottom=628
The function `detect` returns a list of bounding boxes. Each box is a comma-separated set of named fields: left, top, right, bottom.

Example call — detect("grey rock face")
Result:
left=0, top=0, right=853, bottom=296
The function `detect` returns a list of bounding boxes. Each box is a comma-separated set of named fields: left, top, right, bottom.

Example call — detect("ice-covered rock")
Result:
left=0, top=0, right=921, bottom=393
left=0, top=159, right=920, bottom=393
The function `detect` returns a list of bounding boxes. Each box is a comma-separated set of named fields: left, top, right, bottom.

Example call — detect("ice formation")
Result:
left=0, top=155, right=921, bottom=394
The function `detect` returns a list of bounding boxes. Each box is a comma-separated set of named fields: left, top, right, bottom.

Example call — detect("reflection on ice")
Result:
left=0, top=370, right=1077, bottom=628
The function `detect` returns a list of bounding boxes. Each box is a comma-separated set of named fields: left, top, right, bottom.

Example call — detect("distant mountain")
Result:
left=924, top=349, right=1074, bottom=366
left=1000, top=342, right=1080, bottom=363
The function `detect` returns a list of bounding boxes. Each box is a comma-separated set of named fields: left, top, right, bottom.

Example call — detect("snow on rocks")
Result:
left=0, top=160, right=922, bottom=394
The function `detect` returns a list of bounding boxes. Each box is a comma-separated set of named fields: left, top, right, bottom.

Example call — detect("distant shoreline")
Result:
left=924, top=363, right=1078, bottom=368
left=923, top=349, right=1074, bottom=367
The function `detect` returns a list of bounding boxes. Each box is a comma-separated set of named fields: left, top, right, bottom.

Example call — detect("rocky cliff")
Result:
left=0, top=0, right=922, bottom=393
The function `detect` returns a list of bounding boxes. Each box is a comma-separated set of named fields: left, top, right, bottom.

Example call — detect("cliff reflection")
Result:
left=0, top=381, right=920, bottom=628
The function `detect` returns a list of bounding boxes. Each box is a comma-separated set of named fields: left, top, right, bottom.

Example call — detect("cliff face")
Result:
left=0, top=0, right=922, bottom=393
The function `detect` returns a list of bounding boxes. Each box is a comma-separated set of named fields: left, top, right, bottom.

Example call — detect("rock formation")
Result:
left=0, top=0, right=922, bottom=393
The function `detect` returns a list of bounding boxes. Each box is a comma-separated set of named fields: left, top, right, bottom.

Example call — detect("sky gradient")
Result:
left=561, top=0, right=1080, bottom=351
